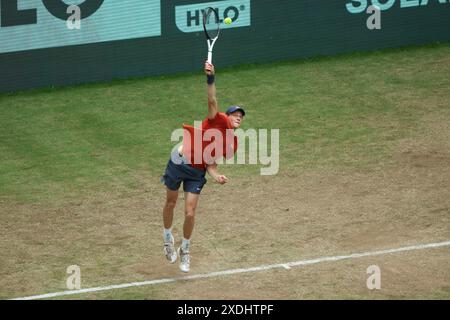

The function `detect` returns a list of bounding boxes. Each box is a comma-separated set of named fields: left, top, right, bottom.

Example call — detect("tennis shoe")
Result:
left=163, top=235, right=177, bottom=264
left=178, top=247, right=190, bottom=273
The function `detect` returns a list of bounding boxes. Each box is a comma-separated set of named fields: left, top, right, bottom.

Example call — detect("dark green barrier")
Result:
left=1, top=0, right=449, bottom=93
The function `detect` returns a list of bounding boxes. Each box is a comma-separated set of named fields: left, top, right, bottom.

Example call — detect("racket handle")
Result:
left=207, top=51, right=213, bottom=64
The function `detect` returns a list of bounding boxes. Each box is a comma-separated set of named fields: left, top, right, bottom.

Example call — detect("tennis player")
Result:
left=161, top=61, right=245, bottom=272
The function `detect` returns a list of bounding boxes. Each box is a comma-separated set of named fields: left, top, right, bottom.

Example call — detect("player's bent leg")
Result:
left=163, top=188, right=179, bottom=264
left=179, top=192, right=200, bottom=272
left=183, top=192, right=199, bottom=240
left=163, top=187, right=179, bottom=229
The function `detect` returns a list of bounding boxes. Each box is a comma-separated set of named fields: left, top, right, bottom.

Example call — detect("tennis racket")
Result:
left=203, top=7, right=221, bottom=64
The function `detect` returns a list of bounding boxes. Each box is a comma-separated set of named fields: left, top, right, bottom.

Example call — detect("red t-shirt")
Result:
left=182, top=112, right=238, bottom=170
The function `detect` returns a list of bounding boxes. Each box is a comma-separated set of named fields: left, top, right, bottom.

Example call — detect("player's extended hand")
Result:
left=215, top=175, right=228, bottom=185
left=205, top=61, right=215, bottom=76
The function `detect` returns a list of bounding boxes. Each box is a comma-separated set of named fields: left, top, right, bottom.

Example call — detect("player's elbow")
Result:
left=208, top=97, right=217, bottom=106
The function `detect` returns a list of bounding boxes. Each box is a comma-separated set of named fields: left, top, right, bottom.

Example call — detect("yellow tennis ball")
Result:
left=224, top=17, right=232, bottom=25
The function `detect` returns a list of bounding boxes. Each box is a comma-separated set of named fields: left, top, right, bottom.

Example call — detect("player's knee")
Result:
left=165, top=199, right=177, bottom=209
left=185, top=208, right=196, bottom=218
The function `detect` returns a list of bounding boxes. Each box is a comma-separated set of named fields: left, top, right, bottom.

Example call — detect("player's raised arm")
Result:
left=205, top=61, right=218, bottom=120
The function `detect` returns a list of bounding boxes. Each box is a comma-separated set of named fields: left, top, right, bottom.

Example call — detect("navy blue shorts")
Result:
left=161, top=151, right=207, bottom=194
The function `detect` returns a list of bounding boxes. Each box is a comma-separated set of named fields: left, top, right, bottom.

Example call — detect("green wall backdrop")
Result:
left=1, top=0, right=449, bottom=92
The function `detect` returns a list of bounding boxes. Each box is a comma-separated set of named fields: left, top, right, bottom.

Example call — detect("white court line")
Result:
left=10, top=240, right=450, bottom=300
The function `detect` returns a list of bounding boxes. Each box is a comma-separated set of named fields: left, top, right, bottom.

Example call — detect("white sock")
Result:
left=181, top=238, right=191, bottom=253
left=163, top=228, right=173, bottom=243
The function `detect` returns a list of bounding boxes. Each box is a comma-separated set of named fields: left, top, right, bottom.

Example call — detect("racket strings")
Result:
left=203, top=9, right=220, bottom=39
